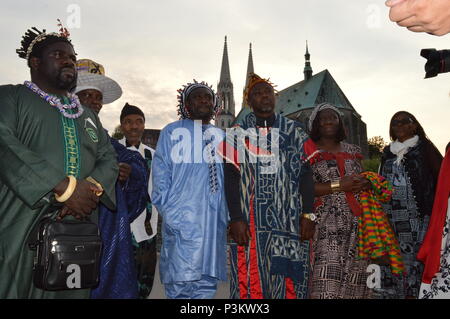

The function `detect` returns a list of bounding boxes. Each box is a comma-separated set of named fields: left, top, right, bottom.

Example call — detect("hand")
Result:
left=362, top=178, right=372, bottom=191
left=63, top=179, right=101, bottom=217
left=386, top=0, right=450, bottom=36
left=300, top=216, right=316, bottom=241
left=339, top=175, right=363, bottom=193
left=118, top=162, right=132, bottom=183
left=354, top=176, right=372, bottom=192
left=56, top=205, right=85, bottom=221
left=229, top=220, right=251, bottom=246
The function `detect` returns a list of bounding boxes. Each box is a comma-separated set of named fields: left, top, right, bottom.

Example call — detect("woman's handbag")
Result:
left=29, top=207, right=102, bottom=291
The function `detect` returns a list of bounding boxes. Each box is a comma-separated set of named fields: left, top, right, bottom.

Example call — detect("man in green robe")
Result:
left=0, top=27, right=118, bottom=298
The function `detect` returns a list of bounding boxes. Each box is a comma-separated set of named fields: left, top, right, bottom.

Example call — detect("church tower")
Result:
left=304, top=41, right=313, bottom=80
left=242, top=43, right=254, bottom=109
left=215, top=36, right=236, bottom=130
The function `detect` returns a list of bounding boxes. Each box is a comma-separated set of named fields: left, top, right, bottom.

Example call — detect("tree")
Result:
left=111, top=125, right=123, bottom=140
left=367, top=136, right=386, bottom=159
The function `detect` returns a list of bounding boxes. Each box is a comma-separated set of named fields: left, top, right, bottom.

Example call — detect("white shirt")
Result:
left=118, top=137, right=158, bottom=242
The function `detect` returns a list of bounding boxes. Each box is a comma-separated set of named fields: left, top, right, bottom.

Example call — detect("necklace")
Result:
left=24, top=81, right=84, bottom=119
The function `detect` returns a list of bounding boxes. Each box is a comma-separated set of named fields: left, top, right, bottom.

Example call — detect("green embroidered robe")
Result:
left=0, top=84, right=118, bottom=298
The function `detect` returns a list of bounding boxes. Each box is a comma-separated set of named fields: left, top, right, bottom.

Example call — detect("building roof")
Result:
left=233, top=69, right=362, bottom=125
left=276, top=69, right=360, bottom=117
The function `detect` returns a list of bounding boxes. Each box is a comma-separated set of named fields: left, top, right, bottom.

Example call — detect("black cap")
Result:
left=120, top=103, right=145, bottom=122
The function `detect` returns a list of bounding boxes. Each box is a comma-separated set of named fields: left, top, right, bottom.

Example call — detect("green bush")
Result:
left=362, top=157, right=381, bottom=173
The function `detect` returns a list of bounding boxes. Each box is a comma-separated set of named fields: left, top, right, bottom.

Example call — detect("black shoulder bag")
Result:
left=28, top=205, right=102, bottom=291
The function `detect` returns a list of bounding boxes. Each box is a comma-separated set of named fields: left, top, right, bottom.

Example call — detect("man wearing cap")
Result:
left=0, top=26, right=118, bottom=298
left=218, top=73, right=314, bottom=299
left=118, top=103, right=158, bottom=299
left=151, top=80, right=228, bottom=299
left=74, top=59, right=149, bottom=299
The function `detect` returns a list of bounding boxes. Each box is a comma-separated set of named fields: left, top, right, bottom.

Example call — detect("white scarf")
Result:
left=389, top=135, right=419, bottom=165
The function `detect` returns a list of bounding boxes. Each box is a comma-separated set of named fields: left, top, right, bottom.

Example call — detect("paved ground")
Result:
left=148, top=253, right=230, bottom=299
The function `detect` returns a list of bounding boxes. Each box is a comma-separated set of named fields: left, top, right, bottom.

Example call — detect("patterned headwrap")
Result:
left=308, top=102, right=343, bottom=132
left=243, top=73, right=277, bottom=106
left=176, top=80, right=221, bottom=120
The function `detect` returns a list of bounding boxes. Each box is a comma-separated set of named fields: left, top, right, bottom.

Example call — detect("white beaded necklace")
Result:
left=24, top=80, right=84, bottom=119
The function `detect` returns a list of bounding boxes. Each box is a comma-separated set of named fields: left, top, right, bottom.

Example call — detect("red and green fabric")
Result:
left=357, top=171, right=405, bottom=276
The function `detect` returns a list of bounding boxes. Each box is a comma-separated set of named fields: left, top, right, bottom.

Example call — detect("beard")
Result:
left=189, top=105, right=214, bottom=122
left=259, top=105, right=274, bottom=113
left=56, top=70, right=77, bottom=91
left=46, top=68, right=78, bottom=91
left=254, top=102, right=274, bottom=115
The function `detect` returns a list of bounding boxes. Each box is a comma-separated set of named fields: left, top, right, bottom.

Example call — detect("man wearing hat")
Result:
left=74, top=59, right=150, bottom=299
left=151, top=80, right=228, bottom=299
left=0, top=26, right=118, bottom=298
left=119, top=103, right=158, bottom=299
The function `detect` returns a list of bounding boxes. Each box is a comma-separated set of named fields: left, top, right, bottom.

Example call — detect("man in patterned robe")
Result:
left=219, top=73, right=314, bottom=299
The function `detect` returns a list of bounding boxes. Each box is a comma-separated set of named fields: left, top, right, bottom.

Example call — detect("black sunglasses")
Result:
left=392, top=118, right=413, bottom=126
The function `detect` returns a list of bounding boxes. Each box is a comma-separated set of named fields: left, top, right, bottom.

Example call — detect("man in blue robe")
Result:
left=151, top=81, right=228, bottom=299
left=74, top=59, right=149, bottom=298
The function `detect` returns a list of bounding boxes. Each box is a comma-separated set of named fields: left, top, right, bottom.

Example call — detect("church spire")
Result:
left=242, top=43, right=255, bottom=108
left=219, top=36, right=231, bottom=83
left=304, top=40, right=313, bottom=81
left=216, top=36, right=235, bottom=129
left=245, top=43, right=254, bottom=88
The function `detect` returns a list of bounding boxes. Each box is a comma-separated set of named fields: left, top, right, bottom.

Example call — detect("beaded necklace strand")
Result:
left=24, top=80, right=84, bottom=119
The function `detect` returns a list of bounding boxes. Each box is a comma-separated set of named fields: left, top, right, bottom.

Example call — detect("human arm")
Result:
left=224, top=162, right=251, bottom=246
left=151, top=127, right=173, bottom=219
left=88, top=117, right=119, bottom=210
left=299, top=163, right=315, bottom=241
left=314, top=175, right=371, bottom=197
left=423, top=141, right=444, bottom=185
left=118, top=163, right=132, bottom=184
left=111, top=138, right=149, bottom=220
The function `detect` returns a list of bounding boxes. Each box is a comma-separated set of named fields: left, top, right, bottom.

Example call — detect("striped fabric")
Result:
left=357, top=172, right=405, bottom=276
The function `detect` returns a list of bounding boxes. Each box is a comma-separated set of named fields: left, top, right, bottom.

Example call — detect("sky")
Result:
left=1, top=0, right=449, bottom=153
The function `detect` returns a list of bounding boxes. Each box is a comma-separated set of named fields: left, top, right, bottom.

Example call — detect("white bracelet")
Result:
left=55, top=175, right=77, bottom=202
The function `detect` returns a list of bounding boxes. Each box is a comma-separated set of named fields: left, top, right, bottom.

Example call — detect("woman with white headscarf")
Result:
left=377, top=111, right=442, bottom=299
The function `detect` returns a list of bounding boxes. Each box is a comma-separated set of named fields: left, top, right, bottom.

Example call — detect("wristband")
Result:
left=330, top=179, right=341, bottom=193
left=86, top=176, right=104, bottom=196
left=55, top=175, right=77, bottom=202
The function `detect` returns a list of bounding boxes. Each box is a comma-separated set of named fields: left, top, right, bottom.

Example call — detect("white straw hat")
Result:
left=74, top=59, right=122, bottom=104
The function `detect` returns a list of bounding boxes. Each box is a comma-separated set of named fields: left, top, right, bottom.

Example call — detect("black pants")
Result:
left=132, top=235, right=157, bottom=299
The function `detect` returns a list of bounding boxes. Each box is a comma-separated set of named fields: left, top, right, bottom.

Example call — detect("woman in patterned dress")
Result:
left=377, top=111, right=442, bottom=299
left=304, top=103, right=373, bottom=299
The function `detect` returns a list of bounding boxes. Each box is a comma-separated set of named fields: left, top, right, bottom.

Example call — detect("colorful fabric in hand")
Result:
left=357, top=171, right=405, bottom=276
